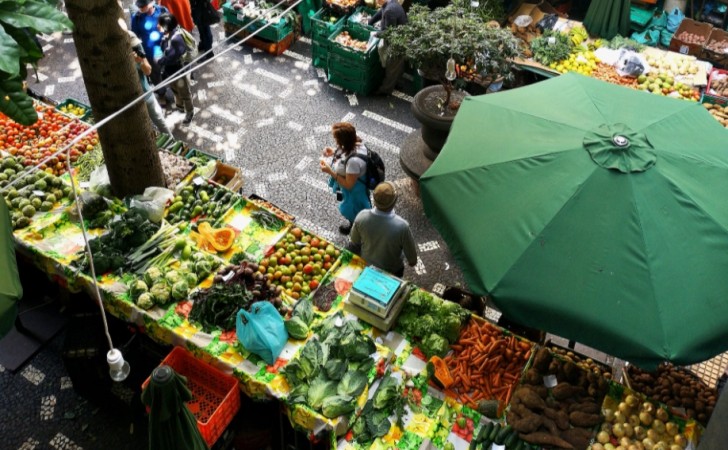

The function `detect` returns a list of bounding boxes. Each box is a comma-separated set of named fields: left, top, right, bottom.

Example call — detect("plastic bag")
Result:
left=236, top=302, right=288, bottom=365
left=616, top=49, right=648, bottom=77
left=89, top=164, right=112, bottom=197
left=129, top=186, right=174, bottom=223
left=660, top=29, right=674, bottom=47
left=667, top=8, right=684, bottom=33
left=648, top=11, right=668, bottom=30
left=536, top=14, right=559, bottom=32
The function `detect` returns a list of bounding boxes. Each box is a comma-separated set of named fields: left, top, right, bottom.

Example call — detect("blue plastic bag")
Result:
left=236, top=302, right=288, bottom=365
left=667, top=8, right=684, bottom=33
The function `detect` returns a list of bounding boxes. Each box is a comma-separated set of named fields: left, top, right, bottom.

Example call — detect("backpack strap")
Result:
left=343, top=148, right=370, bottom=188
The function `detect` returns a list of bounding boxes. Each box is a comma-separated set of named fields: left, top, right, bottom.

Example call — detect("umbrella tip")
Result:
left=152, top=365, right=173, bottom=383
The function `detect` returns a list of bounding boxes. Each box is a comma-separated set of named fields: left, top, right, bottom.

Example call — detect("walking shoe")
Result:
left=182, top=111, right=194, bottom=125
left=175, top=105, right=184, bottom=112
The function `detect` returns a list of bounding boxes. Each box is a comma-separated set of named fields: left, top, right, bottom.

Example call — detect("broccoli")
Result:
left=439, top=315, right=463, bottom=343
left=420, top=333, right=449, bottom=359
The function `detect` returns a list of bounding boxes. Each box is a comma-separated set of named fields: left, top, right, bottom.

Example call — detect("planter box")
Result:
left=700, top=28, right=728, bottom=68
left=669, top=18, right=712, bottom=56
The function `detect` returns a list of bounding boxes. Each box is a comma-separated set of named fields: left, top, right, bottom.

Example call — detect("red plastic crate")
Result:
left=142, top=347, right=241, bottom=447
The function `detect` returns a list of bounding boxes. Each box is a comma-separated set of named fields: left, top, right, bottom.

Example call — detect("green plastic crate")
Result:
left=222, top=2, right=292, bottom=42
left=327, top=70, right=380, bottom=95
left=311, top=8, right=346, bottom=42
left=312, top=40, right=329, bottom=69
left=327, top=52, right=380, bottom=79
left=56, top=98, right=92, bottom=122
left=327, top=25, right=378, bottom=65
left=185, top=148, right=220, bottom=163
left=346, top=6, right=378, bottom=33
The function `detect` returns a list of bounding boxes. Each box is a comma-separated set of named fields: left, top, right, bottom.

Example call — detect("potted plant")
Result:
left=385, top=1, right=520, bottom=175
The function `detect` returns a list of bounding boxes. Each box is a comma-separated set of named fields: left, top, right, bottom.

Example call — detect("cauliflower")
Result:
left=129, top=280, right=148, bottom=300
left=144, top=267, right=163, bottom=286
left=136, top=292, right=155, bottom=310
left=164, top=270, right=181, bottom=285
left=150, top=283, right=171, bottom=305
left=171, top=280, right=189, bottom=301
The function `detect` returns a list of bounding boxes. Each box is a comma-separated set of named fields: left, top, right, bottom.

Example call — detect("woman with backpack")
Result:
left=319, top=122, right=372, bottom=235
left=157, top=13, right=194, bottom=125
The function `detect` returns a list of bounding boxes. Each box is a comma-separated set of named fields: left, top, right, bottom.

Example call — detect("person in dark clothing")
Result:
left=131, top=0, right=169, bottom=85
left=157, top=13, right=194, bottom=125
left=190, top=0, right=215, bottom=61
left=368, top=0, right=408, bottom=95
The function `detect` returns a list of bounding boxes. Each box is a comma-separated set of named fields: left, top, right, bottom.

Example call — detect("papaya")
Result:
left=211, top=227, right=235, bottom=252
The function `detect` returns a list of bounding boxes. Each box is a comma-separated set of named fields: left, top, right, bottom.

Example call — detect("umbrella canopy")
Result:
left=0, top=199, right=22, bottom=339
left=421, top=73, right=728, bottom=370
left=583, top=0, right=630, bottom=40
left=141, top=365, right=209, bottom=450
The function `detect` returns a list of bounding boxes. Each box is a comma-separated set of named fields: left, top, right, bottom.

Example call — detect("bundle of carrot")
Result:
left=442, top=318, right=533, bottom=413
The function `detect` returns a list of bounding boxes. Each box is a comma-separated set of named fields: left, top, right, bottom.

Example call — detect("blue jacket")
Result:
left=131, top=5, right=169, bottom=61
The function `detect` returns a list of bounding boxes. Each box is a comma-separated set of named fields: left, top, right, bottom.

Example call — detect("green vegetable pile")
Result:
left=606, top=34, right=645, bottom=52
left=281, top=312, right=377, bottom=419
left=284, top=298, right=315, bottom=340
left=530, top=30, right=573, bottom=66
left=251, top=209, right=284, bottom=231
left=349, top=373, right=406, bottom=444
left=76, top=207, right=160, bottom=274
left=396, top=290, right=470, bottom=359
left=78, top=191, right=125, bottom=229
left=73, top=145, right=104, bottom=182
left=189, top=259, right=285, bottom=330
left=1, top=156, right=72, bottom=229
left=165, top=181, right=238, bottom=225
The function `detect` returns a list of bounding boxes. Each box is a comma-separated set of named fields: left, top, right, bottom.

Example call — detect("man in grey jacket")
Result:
left=350, top=182, right=418, bottom=277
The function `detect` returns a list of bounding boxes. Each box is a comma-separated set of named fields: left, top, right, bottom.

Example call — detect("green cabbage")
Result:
left=337, top=371, right=368, bottom=398
left=307, top=375, right=338, bottom=410
left=373, top=374, right=401, bottom=410
left=324, top=358, right=347, bottom=380
left=284, top=316, right=309, bottom=340
left=321, top=395, right=355, bottom=418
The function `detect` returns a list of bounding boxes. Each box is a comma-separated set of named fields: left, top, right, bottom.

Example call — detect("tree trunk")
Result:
left=65, top=0, right=165, bottom=198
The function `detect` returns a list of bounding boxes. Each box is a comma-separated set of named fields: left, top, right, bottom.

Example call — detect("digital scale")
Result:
left=343, top=266, right=411, bottom=331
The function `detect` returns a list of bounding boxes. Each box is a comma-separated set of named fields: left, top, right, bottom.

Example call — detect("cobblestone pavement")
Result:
left=2, top=14, right=468, bottom=450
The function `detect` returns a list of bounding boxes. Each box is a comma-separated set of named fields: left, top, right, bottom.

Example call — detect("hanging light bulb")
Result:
left=107, top=349, right=130, bottom=382
left=445, top=57, right=457, bottom=81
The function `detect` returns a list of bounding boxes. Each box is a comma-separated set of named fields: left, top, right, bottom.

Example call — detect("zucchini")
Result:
left=504, top=428, right=518, bottom=448
left=170, top=141, right=183, bottom=154
left=511, top=440, right=525, bottom=450
left=488, top=423, right=501, bottom=442
left=494, top=425, right=513, bottom=445
left=156, top=134, right=170, bottom=147
left=474, top=422, right=493, bottom=446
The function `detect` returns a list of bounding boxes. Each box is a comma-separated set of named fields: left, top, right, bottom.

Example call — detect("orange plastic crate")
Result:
left=142, top=347, right=241, bottom=447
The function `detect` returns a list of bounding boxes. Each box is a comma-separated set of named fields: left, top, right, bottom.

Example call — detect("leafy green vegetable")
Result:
left=321, top=395, right=355, bottom=418
left=287, top=383, right=309, bottom=405
left=324, top=358, right=347, bottom=380
left=150, top=283, right=171, bottom=305
left=298, top=339, right=324, bottom=380
left=373, top=374, right=401, bottom=410
left=129, top=280, right=148, bottom=300
left=607, top=34, right=645, bottom=51
left=307, top=374, right=338, bottom=410
left=530, top=30, right=573, bottom=66
left=144, top=266, right=163, bottom=286
left=284, top=316, right=309, bottom=340
left=188, top=283, right=253, bottom=331
left=421, top=333, right=449, bottom=358
left=171, top=280, right=189, bottom=301
left=338, top=371, right=368, bottom=398
left=366, top=409, right=393, bottom=438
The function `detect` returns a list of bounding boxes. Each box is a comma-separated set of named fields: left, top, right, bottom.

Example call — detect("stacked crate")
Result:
left=326, top=25, right=383, bottom=95
left=311, top=8, right=347, bottom=70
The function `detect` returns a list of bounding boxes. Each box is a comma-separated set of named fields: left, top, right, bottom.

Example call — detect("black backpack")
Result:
left=345, top=145, right=385, bottom=190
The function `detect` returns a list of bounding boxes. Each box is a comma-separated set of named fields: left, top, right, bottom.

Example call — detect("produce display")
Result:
left=512, top=347, right=609, bottom=449
left=282, top=312, right=383, bottom=419
left=347, top=373, right=406, bottom=444
left=58, top=102, right=89, bottom=119
left=284, top=298, right=316, bottom=340
left=549, top=50, right=600, bottom=76
left=606, top=35, right=645, bottom=52
left=548, top=344, right=613, bottom=381
left=190, top=222, right=236, bottom=254
left=530, top=31, right=573, bottom=66
left=75, top=207, right=160, bottom=274
left=704, top=37, right=728, bottom=53
left=396, top=289, right=470, bottom=359
left=594, top=386, right=699, bottom=450
left=590, top=63, right=639, bottom=88
left=76, top=191, right=126, bottom=229
left=625, top=363, right=717, bottom=425
left=165, top=180, right=238, bottom=224
left=257, top=227, right=341, bottom=300
left=644, top=52, right=701, bottom=78
left=158, top=150, right=194, bottom=189
left=334, top=31, right=369, bottom=51
left=1, top=156, right=72, bottom=229
left=325, top=0, right=360, bottom=12
left=443, top=318, right=533, bottom=412
left=0, top=103, right=99, bottom=176
left=247, top=196, right=295, bottom=222
left=707, top=70, right=728, bottom=98
left=72, top=145, right=104, bottom=182
left=675, top=30, right=706, bottom=45
left=250, top=209, right=285, bottom=231
left=188, top=259, right=286, bottom=331
left=470, top=421, right=531, bottom=450
left=703, top=102, right=728, bottom=128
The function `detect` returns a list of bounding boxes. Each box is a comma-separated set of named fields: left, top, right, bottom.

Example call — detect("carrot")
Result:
left=450, top=344, right=463, bottom=352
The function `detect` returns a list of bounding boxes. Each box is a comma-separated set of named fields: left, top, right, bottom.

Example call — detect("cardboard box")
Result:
left=700, top=28, right=728, bottom=69
left=508, top=0, right=562, bottom=25
left=705, top=68, right=728, bottom=100
left=211, top=161, right=244, bottom=192
left=669, top=18, right=713, bottom=56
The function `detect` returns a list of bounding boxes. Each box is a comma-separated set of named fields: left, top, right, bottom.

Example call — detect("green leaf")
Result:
left=3, top=23, right=44, bottom=62
left=0, top=0, right=73, bottom=34
left=0, top=26, right=21, bottom=74
left=0, top=74, right=37, bottom=125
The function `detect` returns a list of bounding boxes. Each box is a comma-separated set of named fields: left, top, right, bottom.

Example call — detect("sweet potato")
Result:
left=544, top=407, right=570, bottom=430
left=552, top=383, right=585, bottom=400
left=560, top=427, right=593, bottom=449
left=568, top=411, right=602, bottom=428
left=533, top=347, right=552, bottom=372
left=568, top=400, right=600, bottom=414
left=542, top=416, right=560, bottom=435
left=532, top=385, right=549, bottom=399
left=524, top=367, right=542, bottom=385
left=520, top=431, right=575, bottom=449
left=514, top=386, right=547, bottom=410
left=511, top=414, right=543, bottom=434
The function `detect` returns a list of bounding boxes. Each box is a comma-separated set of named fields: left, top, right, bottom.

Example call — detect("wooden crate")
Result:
left=700, top=28, right=728, bottom=68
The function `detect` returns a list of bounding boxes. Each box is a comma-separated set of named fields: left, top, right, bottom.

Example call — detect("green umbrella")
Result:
left=583, top=0, right=630, bottom=40
left=141, top=365, right=209, bottom=450
left=421, top=73, right=728, bottom=370
left=0, top=199, right=22, bottom=339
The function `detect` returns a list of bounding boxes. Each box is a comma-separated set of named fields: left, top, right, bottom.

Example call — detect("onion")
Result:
left=639, top=411, right=653, bottom=426
left=604, top=408, right=616, bottom=422
left=629, top=414, right=641, bottom=428
left=642, top=402, right=655, bottom=414
left=642, top=438, right=655, bottom=450
left=619, top=402, right=632, bottom=415
left=625, top=394, right=639, bottom=407
left=633, top=426, right=647, bottom=440
left=613, top=424, right=626, bottom=438
left=656, top=407, right=669, bottom=422
left=665, top=422, right=678, bottom=436
left=623, top=423, right=634, bottom=437
left=598, top=431, right=611, bottom=444
left=652, top=419, right=666, bottom=435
